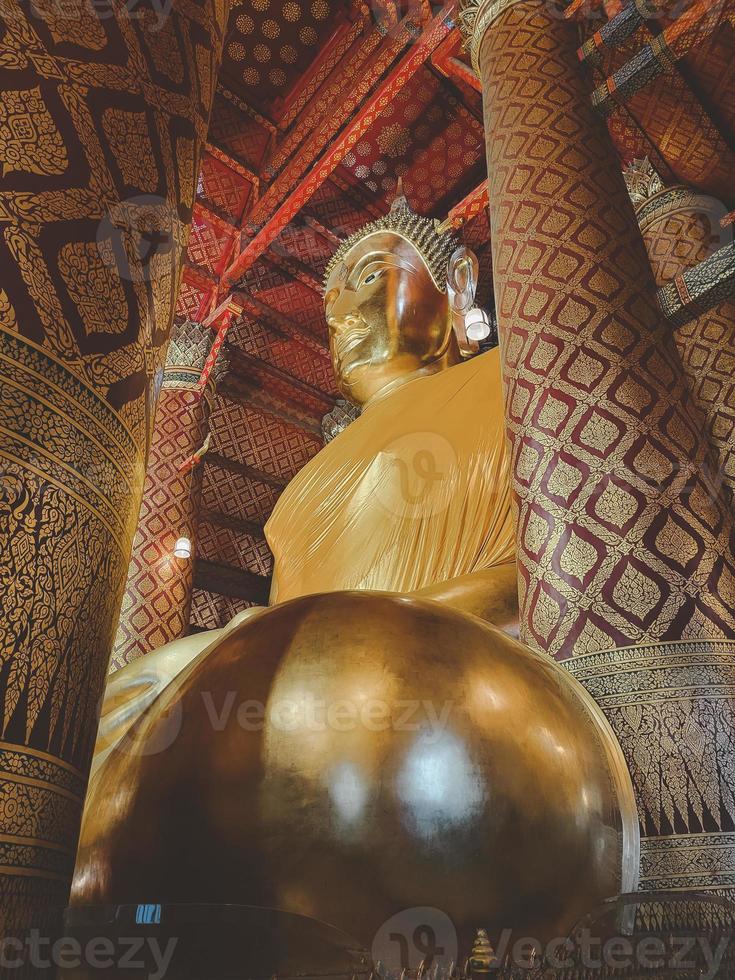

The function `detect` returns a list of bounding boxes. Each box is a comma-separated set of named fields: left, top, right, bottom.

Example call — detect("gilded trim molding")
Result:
left=566, top=639, right=735, bottom=892
left=457, top=0, right=534, bottom=71
left=635, top=186, right=712, bottom=234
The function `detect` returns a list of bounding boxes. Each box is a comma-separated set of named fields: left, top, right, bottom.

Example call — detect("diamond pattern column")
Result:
left=625, top=160, right=735, bottom=507
left=0, top=1, right=226, bottom=931
left=111, top=321, right=226, bottom=670
left=460, top=0, right=735, bottom=659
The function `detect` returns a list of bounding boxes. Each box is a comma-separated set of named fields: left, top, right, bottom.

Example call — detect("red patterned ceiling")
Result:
left=222, top=0, right=354, bottom=113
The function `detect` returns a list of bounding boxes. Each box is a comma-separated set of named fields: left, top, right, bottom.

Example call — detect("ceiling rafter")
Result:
left=233, top=290, right=330, bottom=355
left=200, top=509, right=267, bottom=540
left=205, top=452, right=289, bottom=491
left=226, top=345, right=334, bottom=410
left=221, top=4, right=456, bottom=291
left=193, top=559, right=271, bottom=604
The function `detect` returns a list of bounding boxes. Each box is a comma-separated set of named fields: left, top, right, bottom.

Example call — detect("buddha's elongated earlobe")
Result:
left=447, top=246, right=479, bottom=357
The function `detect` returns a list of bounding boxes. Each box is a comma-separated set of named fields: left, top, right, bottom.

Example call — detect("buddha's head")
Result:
left=323, top=188, right=464, bottom=407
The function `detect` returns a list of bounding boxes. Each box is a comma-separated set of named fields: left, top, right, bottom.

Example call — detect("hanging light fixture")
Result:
left=173, top=536, right=192, bottom=559
left=465, top=307, right=491, bottom=342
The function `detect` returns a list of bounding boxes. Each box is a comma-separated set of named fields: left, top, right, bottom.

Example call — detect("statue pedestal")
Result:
left=566, top=639, right=735, bottom=897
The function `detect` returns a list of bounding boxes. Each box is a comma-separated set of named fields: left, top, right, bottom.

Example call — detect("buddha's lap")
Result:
left=75, top=591, right=638, bottom=948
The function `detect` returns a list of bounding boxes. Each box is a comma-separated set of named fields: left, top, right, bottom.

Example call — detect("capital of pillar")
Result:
left=624, top=157, right=735, bottom=507
left=458, top=0, right=530, bottom=69
left=162, top=318, right=229, bottom=413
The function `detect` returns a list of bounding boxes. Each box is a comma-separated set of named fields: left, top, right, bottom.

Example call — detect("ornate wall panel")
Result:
left=200, top=459, right=283, bottom=525
left=466, top=0, right=735, bottom=658
left=190, top=587, right=258, bottom=631
left=208, top=398, right=323, bottom=481
left=567, top=640, right=735, bottom=895
left=0, top=0, right=225, bottom=927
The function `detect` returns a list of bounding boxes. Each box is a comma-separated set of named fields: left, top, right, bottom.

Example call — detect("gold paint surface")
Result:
left=268, top=229, right=514, bottom=602
left=73, top=592, right=638, bottom=949
left=323, top=230, right=461, bottom=407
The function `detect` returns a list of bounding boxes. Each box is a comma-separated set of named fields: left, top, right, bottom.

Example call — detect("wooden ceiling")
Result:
left=174, top=0, right=735, bottom=629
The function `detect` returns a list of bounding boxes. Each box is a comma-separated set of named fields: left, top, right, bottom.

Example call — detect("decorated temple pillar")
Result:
left=460, top=0, right=735, bottom=659
left=111, top=321, right=226, bottom=670
left=624, top=159, right=735, bottom=505
left=0, top=1, right=226, bottom=931
left=460, top=0, right=735, bottom=895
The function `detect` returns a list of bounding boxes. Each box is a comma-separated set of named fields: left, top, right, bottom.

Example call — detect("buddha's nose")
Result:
left=328, top=312, right=360, bottom=333
left=327, top=296, right=361, bottom=333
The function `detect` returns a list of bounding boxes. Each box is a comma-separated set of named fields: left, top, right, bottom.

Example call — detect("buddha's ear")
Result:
left=447, top=247, right=480, bottom=358
left=447, top=246, right=479, bottom=312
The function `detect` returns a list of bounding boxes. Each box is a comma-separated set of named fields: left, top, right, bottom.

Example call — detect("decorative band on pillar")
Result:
left=565, top=639, right=735, bottom=896
left=162, top=318, right=228, bottom=407
left=578, top=0, right=652, bottom=69
left=457, top=0, right=531, bottom=70
left=658, top=244, right=735, bottom=329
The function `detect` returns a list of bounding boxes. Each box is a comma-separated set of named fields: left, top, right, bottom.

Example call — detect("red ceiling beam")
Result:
left=431, top=29, right=481, bottom=93
left=592, top=0, right=733, bottom=115
left=221, top=3, right=456, bottom=291
left=258, top=17, right=415, bottom=205
left=437, top=179, right=489, bottom=233
left=273, top=14, right=357, bottom=128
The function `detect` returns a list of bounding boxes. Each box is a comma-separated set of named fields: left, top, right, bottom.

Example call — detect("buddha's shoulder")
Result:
left=378, top=347, right=504, bottom=415
left=277, top=350, right=504, bottom=483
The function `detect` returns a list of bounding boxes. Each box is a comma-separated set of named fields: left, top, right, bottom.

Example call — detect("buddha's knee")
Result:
left=74, top=591, right=637, bottom=951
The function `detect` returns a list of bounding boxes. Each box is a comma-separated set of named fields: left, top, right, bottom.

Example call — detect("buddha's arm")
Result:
left=412, top=562, right=520, bottom=637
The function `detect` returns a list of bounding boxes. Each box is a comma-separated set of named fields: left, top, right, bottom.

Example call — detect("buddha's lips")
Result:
left=333, top=321, right=372, bottom=365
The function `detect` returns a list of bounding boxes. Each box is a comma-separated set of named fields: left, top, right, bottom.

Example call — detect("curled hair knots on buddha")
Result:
left=323, top=180, right=460, bottom=293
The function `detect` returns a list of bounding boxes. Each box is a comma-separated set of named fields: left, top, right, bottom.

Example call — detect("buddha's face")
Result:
left=324, top=231, right=457, bottom=407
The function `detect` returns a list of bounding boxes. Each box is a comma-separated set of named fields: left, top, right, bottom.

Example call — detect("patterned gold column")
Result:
left=459, top=0, right=735, bottom=659
left=625, top=159, right=735, bottom=504
left=111, top=321, right=225, bottom=670
left=0, top=0, right=226, bottom=930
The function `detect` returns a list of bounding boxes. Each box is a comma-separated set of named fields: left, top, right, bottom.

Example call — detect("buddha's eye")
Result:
left=362, top=270, right=381, bottom=286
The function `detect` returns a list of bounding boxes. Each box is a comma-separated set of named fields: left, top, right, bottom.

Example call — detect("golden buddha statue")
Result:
left=72, top=193, right=639, bottom=957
